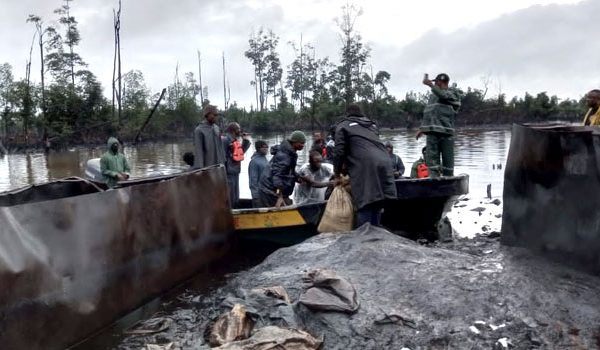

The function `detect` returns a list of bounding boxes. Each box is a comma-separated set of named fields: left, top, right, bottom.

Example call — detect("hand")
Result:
left=300, top=176, right=313, bottom=185
left=331, top=174, right=341, bottom=187
left=116, top=173, right=126, bottom=181
left=422, top=74, right=433, bottom=87
left=275, top=195, right=285, bottom=209
left=416, top=131, right=424, bottom=140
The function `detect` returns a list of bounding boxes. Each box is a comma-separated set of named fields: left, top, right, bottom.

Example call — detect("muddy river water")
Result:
left=0, top=128, right=509, bottom=235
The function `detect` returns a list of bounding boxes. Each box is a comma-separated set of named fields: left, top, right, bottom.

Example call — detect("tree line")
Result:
left=0, top=1, right=587, bottom=150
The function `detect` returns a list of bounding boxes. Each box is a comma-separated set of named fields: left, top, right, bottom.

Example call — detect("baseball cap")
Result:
left=432, top=73, right=450, bottom=82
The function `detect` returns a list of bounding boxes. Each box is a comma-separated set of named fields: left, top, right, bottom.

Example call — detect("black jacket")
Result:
left=259, top=140, right=298, bottom=197
left=333, top=113, right=397, bottom=209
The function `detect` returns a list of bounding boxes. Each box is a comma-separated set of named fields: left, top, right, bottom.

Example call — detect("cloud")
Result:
left=375, top=0, right=599, bottom=99
left=0, top=0, right=593, bottom=110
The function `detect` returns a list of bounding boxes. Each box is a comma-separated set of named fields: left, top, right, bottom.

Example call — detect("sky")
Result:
left=0, top=0, right=596, bottom=110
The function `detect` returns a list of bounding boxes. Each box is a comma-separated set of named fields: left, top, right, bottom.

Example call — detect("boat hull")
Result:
left=502, top=124, right=600, bottom=273
left=232, top=201, right=326, bottom=245
left=382, top=175, right=469, bottom=239
left=233, top=175, right=469, bottom=244
left=0, top=166, right=233, bottom=350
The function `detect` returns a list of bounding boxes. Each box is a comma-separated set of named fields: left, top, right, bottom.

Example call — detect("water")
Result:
left=0, top=128, right=509, bottom=236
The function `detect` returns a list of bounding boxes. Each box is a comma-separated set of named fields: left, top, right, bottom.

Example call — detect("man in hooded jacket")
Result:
left=193, top=105, right=225, bottom=169
left=333, top=104, right=397, bottom=227
left=100, top=137, right=130, bottom=187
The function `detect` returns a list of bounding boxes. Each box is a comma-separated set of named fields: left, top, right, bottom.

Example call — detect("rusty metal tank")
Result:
left=0, top=165, right=233, bottom=349
left=501, top=124, right=600, bottom=272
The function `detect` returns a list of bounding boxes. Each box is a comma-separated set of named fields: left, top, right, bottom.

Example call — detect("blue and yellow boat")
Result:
left=232, top=199, right=327, bottom=245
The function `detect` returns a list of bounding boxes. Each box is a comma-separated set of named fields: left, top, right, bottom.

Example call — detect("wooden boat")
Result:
left=382, top=174, right=470, bottom=240
left=232, top=199, right=327, bottom=245
left=0, top=165, right=233, bottom=350
left=233, top=174, right=469, bottom=245
left=502, top=123, right=600, bottom=273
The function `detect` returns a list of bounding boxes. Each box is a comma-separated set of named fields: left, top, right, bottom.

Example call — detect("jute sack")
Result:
left=317, top=185, right=354, bottom=233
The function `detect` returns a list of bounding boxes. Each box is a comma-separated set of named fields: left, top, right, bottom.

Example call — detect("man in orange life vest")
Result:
left=410, top=147, right=429, bottom=178
left=223, top=122, right=251, bottom=208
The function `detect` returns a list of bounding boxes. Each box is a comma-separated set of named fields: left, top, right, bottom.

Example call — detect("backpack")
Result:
left=417, top=163, right=429, bottom=178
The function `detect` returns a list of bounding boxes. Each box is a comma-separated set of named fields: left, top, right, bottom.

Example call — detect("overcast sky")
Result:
left=0, top=0, right=596, bottom=109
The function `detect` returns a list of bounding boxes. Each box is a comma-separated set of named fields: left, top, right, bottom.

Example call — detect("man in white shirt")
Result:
left=295, top=151, right=333, bottom=204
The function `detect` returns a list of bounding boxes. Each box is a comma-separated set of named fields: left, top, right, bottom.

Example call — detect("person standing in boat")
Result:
left=295, top=151, right=334, bottom=204
left=248, top=140, right=269, bottom=208
left=258, top=131, right=306, bottom=208
left=384, top=141, right=405, bottom=178
left=333, top=104, right=397, bottom=227
left=222, top=122, right=251, bottom=208
left=410, top=147, right=429, bottom=178
left=100, top=137, right=130, bottom=187
left=310, top=133, right=327, bottom=159
left=416, top=73, right=461, bottom=177
left=193, top=105, right=225, bottom=169
left=582, top=89, right=600, bottom=126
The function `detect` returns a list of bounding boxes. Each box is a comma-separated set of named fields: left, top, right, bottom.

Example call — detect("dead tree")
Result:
left=112, top=0, right=122, bottom=125
left=197, top=50, right=204, bottom=105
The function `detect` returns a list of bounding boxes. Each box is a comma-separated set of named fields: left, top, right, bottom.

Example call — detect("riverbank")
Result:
left=111, top=226, right=600, bottom=349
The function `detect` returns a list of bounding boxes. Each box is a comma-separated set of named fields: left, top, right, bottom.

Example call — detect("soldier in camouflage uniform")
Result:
left=416, top=73, right=461, bottom=177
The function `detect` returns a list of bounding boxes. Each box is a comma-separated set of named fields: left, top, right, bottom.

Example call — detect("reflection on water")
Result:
left=0, top=129, right=509, bottom=236
left=0, top=129, right=510, bottom=197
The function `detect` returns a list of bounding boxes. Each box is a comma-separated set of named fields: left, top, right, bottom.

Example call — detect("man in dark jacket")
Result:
left=416, top=73, right=461, bottom=177
left=333, top=104, right=397, bottom=227
left=385, top=141, right=405, bottom=178
left=222, top=122, right=251, bottom=208
left=193, top=105, right=225, bottom=169
left=258, top=131, right=306, bottom=208
left=248, top=140, right=269, bottom=207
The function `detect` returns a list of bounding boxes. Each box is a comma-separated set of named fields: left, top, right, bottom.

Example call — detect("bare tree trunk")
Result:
left=117, top=0, right=122, bottom=126
left=37, top=23, right=46, bottom=140
left=112, top=0, right=122, bottom=126
left=23, top=32, right=35, bottom=140
left=112, top=10, right=117, bottom=121
left=65, top=0, right=75, bottom=88
left=197, top=50, right=204, bottom=105
left=222, top=52, right=227, bottom=111
left=174, top=63, right=180, bottom=104
left=134, top=88, right=166, bottom=144
left=254, top=73, right=259, bottom=110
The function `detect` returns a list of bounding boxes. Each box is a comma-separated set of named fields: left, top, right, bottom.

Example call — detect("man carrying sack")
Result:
left=331, top=104, right=397, bottom=228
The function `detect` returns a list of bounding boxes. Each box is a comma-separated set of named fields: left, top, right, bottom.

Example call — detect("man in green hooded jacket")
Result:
left=101, top=137, right=130, bottom=187
left=416, top=73, right=461, bottom=177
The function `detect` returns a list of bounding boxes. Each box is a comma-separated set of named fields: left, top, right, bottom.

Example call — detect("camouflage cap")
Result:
left=432, top=73, right=450, bottom=82
left=203, top=104, right=218, bottom=117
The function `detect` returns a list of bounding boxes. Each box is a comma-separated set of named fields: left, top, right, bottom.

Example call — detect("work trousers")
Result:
left=257, top=190, right=292, bottom=208
left=356, top=201, right=384, bottom=228
left=227, top=174, right=240, bottom=208
left=425, top=132, right=454, bottom=177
